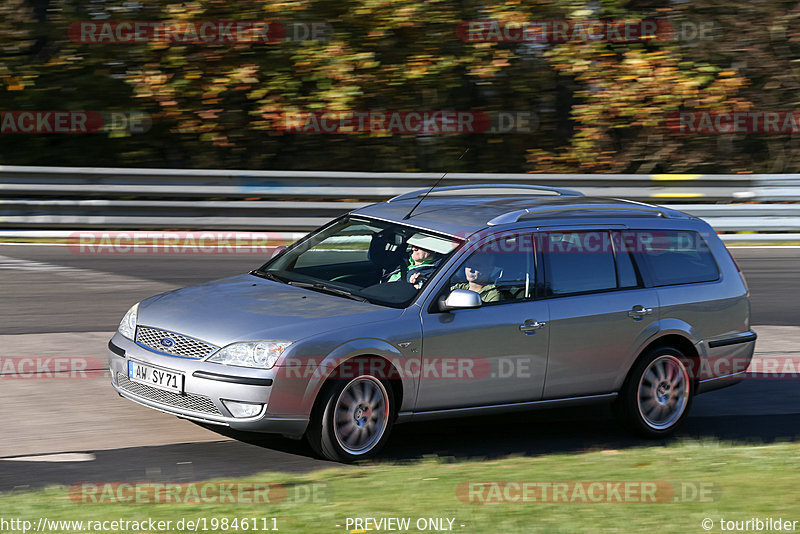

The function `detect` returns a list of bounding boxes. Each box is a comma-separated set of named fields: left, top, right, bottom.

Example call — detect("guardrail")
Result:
left=1, top=165, right=799, bottom=241
left=3, top=165, right=798, bottom=200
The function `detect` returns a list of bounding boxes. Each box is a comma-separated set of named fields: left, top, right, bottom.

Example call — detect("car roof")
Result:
left=351, top=185, right=691, bottom=238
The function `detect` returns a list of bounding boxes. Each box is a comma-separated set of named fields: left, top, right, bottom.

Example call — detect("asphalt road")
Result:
left=0, top=244, right=798, bottom=492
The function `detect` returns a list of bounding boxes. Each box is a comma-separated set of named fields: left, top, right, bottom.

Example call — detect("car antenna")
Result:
left=403, top=147, right=469, bottom=220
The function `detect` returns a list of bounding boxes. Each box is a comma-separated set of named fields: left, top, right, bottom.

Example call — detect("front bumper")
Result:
left=108, top=332, right=309, bottom=438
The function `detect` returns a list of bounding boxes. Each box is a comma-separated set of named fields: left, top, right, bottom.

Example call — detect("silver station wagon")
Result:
left=109, top=185, right=757, bottom=461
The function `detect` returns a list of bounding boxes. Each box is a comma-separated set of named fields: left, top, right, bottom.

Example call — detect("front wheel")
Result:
left=617, top=347, right=693, bottom=438
left=306, top=375, right=394, bottom=462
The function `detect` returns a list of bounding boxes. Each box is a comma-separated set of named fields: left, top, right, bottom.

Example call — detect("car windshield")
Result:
left=255, top=216, right=462, bottom=308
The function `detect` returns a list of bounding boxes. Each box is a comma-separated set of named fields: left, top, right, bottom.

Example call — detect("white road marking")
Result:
left=0, top=253, right=173, bottom=285
left=0, top=255, right=82, bottom=272
left=1, top=452, right=96, bottom=462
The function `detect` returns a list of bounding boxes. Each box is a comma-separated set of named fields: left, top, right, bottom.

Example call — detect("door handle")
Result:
left=627, top=305, right=653, bottom=319
left=519, top=319, right=547, bottom=333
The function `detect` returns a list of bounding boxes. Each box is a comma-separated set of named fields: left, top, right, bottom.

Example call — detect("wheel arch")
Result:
left=300, top=340, right=411, bottom=418
left=618, top=320, right=704, bottom=393
left=614, top=327, right=700, bottom=437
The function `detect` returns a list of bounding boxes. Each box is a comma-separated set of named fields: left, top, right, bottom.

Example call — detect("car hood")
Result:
left=137, top=274, right=404, bottom=347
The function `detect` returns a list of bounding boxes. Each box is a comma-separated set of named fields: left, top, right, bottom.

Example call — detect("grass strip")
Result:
left=1, top=439, right=798, bottom=533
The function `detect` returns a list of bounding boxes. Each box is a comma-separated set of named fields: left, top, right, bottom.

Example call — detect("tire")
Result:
left=617, top=347, right=693, bottom=438
left=306, top=374, right=395, bottom=462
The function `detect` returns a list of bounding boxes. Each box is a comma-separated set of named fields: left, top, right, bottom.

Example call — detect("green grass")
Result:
left=2, top=439, right=799, bottom=533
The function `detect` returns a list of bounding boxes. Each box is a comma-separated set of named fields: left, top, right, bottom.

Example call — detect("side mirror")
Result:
left=439, top=289, right=482, bottom=312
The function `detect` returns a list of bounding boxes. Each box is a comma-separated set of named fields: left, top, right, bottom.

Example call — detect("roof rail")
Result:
left=487, top=203, right=670, bottom=226
left=387, top=184, right=583, bottom=203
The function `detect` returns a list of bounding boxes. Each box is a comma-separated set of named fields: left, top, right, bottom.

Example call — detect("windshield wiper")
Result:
left=287, top=281, right=368, bottom=302
left=250, top=270, right=285, bottom=283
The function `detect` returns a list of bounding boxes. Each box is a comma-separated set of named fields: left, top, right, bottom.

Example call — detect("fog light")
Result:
left=222, top=400, right=263, bottom=418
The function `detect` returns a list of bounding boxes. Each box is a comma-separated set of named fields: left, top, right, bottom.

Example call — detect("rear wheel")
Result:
left=306, top=374, right=394, bottom=462
left=617, top=347, right=693, bottom=437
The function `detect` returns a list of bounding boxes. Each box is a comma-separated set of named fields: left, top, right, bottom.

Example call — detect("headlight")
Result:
left=208, top=341, right=292, bottom=369
left=118, top=303, right=139, bottom=340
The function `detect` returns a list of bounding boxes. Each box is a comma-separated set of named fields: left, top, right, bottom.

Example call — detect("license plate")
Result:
left=128, top=360, right=184, bottom=394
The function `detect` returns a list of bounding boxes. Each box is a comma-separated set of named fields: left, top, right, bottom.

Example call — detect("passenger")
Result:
left=386, top=244, right=440, bottom=288
left=450, top=253, right=501, bottom=303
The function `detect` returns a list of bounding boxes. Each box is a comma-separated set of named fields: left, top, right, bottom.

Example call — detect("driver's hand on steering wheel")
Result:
left=409, top=272, right=426, bottom=289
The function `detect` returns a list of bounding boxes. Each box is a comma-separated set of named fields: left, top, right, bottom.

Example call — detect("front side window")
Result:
left=258, top=216, right=461, bottom=307
left=446, top=234, right=535, bottom=304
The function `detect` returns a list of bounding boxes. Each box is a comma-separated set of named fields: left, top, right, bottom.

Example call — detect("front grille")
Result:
left=117, top=373, right=222, bottom=416
left=135, top=326, right=218, bottom=359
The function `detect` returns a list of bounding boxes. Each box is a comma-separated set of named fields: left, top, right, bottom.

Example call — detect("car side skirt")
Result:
left=396, top=393, right=617, bottom=423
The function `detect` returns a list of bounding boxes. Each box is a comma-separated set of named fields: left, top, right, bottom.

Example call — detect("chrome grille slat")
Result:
left=116, top=373, right=222, bottom=415
left=135, top=326, right=218, bottom=359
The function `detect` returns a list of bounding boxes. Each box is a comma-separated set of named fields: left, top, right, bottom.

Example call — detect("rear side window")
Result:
left=541, top=231, right=639, bottom=296
left=630, top=230, right=720, bottom=286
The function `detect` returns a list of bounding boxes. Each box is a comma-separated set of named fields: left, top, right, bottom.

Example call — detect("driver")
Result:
left=386, top=243, right=440, bottom=288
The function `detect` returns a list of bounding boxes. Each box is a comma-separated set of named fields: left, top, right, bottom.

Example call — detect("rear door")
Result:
left=540, top=229, right=660, bottom=399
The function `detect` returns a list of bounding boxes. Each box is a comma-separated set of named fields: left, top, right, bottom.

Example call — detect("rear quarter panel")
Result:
left=629, top=219, right=753, bottom=383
